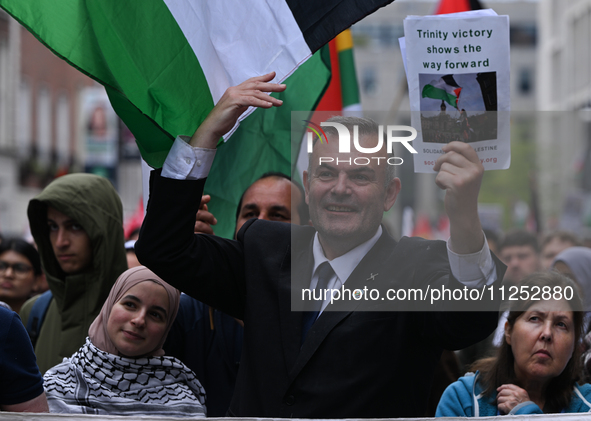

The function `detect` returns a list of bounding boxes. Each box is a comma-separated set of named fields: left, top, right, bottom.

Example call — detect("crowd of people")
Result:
left=2, top=74, right=591, bottom=418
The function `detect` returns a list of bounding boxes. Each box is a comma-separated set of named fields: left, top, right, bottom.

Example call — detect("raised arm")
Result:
left=136, top=73, right=286, bottom=317
left=189, top=72, right=285, bottom=149
left=433, top=141, right=485, bottom=255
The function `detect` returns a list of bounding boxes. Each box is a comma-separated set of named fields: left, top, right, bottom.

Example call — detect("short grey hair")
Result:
left=306, top=115, right=396, bottom=186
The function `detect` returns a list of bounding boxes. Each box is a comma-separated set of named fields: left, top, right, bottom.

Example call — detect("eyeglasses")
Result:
left=0, top=261, right=33, bottom=275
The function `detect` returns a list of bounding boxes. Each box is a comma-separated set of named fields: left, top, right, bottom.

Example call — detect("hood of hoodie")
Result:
left=27, top=173, right=127, bottom=348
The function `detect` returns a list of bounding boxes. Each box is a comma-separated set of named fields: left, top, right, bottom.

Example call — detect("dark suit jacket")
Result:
left=164, top=295, right=243, bottom=417
left=136, top=170, right=506, bottom=418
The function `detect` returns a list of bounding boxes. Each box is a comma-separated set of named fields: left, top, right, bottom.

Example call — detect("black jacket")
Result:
left=136, top=169, right=506, bottom=418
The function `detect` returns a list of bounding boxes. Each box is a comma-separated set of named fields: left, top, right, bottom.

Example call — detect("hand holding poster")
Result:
left=402, top=10, right=510, bottom=173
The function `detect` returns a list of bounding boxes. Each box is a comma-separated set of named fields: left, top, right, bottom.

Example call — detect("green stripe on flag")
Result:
left=1, top=0, right=213, bottom=168
left=421, top=84, right=458, bottom=108
left=337, top=48, right=360, bottom=109
left=204, top=46, right=331, bottom=239
left=105, top=86, right=174, bottom=167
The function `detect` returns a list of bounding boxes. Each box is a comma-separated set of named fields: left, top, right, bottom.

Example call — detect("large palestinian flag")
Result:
left=205, top=47, right=331, bottom=238
left=0, top=0, right=393, bottom=169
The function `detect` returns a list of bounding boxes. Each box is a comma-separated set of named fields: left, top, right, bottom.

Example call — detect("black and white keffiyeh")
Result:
left=44, top=338, right=206, bottom=417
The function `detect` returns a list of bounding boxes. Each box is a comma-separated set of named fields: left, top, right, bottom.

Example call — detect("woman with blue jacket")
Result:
left=437, top=272, right=591, bottom=416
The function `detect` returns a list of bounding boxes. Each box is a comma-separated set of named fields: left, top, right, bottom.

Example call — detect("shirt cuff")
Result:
left=161, top=136, right=216, bottom=180
left=446, top=232, right=497, bottom=287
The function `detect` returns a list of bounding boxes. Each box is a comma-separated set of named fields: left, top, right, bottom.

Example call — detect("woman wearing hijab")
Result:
left=553, top=247, right=591, bottom=303
left=43, top=266, right=206, bottom=417
left=553, top=247, right=591, bottom=382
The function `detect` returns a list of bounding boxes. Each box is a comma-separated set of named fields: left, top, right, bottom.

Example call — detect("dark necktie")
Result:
left=301, top=261, right=334, bottom=344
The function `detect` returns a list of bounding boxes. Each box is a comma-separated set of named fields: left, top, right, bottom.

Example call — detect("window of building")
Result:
left=519, top=68, right=532, bottom=95
left=36, top=85, right=51, bottom=166
left=17, top=79, right=31, bottom=157
left=362, top=67, right=377, bottom=96
left=510, top=25, right=537, bottom=46
left=0, top=39, right=7, bottom=148
left=56, top=93, right=70, bottom=164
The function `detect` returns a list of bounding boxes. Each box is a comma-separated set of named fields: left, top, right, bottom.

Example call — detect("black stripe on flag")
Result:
left=286, top=0, right=394, bottom=53
left=442, top=74, right=460, bottom=88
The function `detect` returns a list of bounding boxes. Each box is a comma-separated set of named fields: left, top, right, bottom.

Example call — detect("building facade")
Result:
left=0, top=11, right=142, bottom=237
left=537, top=0, right=591, bottom=233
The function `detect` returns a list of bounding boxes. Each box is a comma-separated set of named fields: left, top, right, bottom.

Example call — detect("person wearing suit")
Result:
left=136, top=73, right=506, bottom=418
left=163, top=173, right=307, bottom=416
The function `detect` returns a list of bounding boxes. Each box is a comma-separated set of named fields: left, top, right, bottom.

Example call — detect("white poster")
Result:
left=401, top=10, right=511, bottom=173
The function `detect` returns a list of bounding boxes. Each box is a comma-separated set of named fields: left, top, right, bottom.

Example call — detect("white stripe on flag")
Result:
left=429, top=78, right=457, bottom=94
left=163, top=0, right=311, bottom=105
